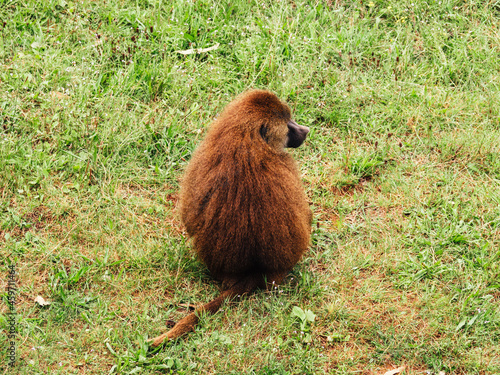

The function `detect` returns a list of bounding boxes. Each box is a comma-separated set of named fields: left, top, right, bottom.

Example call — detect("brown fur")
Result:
left=149, top=90, right=311, bottom=347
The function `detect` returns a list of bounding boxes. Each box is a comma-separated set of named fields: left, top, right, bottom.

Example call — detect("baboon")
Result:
left=150, top=89, right=312, bottom=347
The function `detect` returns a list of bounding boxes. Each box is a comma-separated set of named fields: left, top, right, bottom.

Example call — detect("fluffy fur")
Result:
left=149, top=90, right=311, bottom=346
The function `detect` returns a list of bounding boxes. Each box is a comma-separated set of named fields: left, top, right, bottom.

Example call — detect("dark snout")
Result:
left=285, top=120, right=310, bottom=148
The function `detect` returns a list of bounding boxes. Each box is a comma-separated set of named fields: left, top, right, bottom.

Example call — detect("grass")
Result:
left=1, top=0, right=499, bottom=373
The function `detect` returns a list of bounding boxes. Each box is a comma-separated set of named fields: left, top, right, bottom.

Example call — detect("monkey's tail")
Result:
left=148, top=278, right=257, bottom=347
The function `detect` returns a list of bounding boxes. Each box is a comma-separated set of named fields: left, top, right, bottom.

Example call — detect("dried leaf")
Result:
left=383, top=366, right=405, bottom=375
left=175, top=43, right=220, bottom=55
left=50, top=91, right=69, bottom=100
left=35, top=296, right=51, bottom=306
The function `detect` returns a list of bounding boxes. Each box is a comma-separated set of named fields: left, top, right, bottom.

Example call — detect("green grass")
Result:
left=1, top=0, right=499, bottom=373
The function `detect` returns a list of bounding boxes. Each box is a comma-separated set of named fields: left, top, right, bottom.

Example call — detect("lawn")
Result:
left=1, top=0, right=499, bottom=374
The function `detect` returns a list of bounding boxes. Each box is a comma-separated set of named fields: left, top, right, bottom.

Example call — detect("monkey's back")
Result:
left=179, top=124, right=311, bottom=281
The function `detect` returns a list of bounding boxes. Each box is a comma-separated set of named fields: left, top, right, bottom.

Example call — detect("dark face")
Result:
left=285, top=120, right=310, bottom=148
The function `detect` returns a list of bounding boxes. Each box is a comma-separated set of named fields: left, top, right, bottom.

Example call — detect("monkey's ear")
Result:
left=259, top=125, right=269, bottom=143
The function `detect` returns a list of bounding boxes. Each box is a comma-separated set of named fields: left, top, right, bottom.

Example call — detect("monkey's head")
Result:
left=223, top=90, right=310, bottom=151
